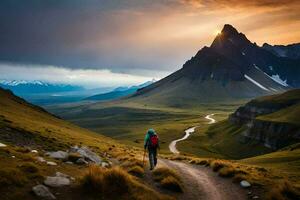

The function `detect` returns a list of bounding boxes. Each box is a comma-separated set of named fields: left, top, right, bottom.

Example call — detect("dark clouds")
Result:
left=0, top=0, right=299, bottom=75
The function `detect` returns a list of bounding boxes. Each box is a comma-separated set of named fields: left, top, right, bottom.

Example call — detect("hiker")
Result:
left=144, top=128, right=159, bottom=170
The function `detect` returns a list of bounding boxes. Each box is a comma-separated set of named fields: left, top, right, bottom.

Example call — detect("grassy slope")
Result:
left=0, top=88, right=172, bottom=200
left=48, top=99, right=244, bottom=156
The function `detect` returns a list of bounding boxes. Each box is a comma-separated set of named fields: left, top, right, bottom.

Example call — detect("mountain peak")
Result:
left=221, top=24, right=239, bottom=36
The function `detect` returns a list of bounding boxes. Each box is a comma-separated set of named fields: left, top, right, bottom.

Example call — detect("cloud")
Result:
left=0, top=0, right=299, bottom=76
left=0, top=63, right=161, bottom=88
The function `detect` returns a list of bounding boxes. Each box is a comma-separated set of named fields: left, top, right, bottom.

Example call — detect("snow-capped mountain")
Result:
left=0, top=80, right=84, bottom=94
left=124, top=24, right=300, bottom=107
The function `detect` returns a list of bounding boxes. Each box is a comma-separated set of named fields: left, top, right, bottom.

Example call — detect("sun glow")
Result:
left=214, top=30, right=221, bottom=36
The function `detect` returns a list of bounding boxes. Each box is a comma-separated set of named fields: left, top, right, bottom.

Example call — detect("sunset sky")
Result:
left=0, top=0, right=299, bottom=88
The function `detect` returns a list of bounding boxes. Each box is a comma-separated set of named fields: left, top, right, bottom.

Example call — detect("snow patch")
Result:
left=210, top=73, right=214, bottom=78
left=242, top=52, right=246, bottom=56
left=269, top=66, right=273, bottom=71
left=269, top=87, right=278, bottom=92
left=244, top=74, right=270, bottom=91
left=270, top=75, right=289, bottom=87
left=253, top=64, right=260, bottom=70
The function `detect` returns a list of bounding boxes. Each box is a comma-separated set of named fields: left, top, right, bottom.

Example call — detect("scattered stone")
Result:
left=11, top=155, right=15, bottom=158
left=32, top=184, right=56, bottom=199
left=65, top=161, right=73, bottom=165
left=0, top=142, right=7, bottom=147
left=47, top=161, right=57, bottom=166
left=248, top=191, right=252, bottom=195
left=46, top=151, right=69, bottom=160
left=101, top=162, right=109, bottom=168
left=252, top=196, right=259, bottom=199
left=37, top=156, right=46, bottom=162
left=44, top=176, right=71, bottom=187
left=31, top=150, right=38, bottom=153
left=240, top=180, right=251, bottom=188
left=76, top=158, right=88, bottom=165
left=70, top=146, right=102, bottom=164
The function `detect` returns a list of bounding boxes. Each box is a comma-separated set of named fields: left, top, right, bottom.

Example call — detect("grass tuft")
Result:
left=210, top=160, right=228, bottom=172
left=266, top=181, right=300, bottom=200
left=127, top=166, right=144, bottom=177
left=18, top=163, right=39, bottom=173
left=160, top=176, right=183, bottom=192
left=218, top=166, right=235, bottom=178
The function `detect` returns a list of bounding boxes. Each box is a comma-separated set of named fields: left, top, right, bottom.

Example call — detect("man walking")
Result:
left=144, top=128, right=159, bottom=170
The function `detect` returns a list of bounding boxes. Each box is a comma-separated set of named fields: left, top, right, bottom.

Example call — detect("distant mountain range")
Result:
left=84, top=79, right=156, bottom=101
left=0, top=80, right=84, bottom=95
left=124, top=24, right=300, bottom=107
left=262, top=43, right=300, bottom=59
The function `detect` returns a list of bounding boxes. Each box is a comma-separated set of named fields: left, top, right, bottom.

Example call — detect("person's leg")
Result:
left=153, top=148, right=157, bottom=167
left=148, top=149, right=154, bottom=170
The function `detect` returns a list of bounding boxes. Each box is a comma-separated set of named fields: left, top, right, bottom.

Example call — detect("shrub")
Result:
left=232, top=173, right=248, bottom=183
left=266, top=181, right=300, bottom=200
left=127, top=166, right=144, bottom=177
left=160, top=176, right=183, bottom=192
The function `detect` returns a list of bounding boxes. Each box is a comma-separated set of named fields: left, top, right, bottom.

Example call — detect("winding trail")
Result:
left=169, top=114, right=216, bottom=154
left=160, top=113, right=247, bottom=200
left=159, top=159, right=246, bottom=200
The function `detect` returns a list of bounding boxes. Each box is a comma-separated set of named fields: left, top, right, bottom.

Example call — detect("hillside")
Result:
left=0, top=87, right=175, bottom=200
left=116, top=24, right=300, bottom=108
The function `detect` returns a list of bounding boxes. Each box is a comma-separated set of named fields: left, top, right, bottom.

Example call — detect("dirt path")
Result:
left=168, top=114, right=216, bottom=154
left=162, top=113, right=247, bottom=200
left=159, top=159, right=247, bottom=200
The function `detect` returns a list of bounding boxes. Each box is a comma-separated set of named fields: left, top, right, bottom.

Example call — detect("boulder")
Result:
left=101, top=162, right=110, bottom=168
left=31, top=150, right=38, bottom=153
left=32, top=184, right=56, bottom=199
left=76, top=158, right=88, bottom=165
left=36, top=156, right=46, bottom=162
left=46, top=151, right=68, bottom=160
left=70, top=146, right=102, bottom=164
left=240, top=180, right=251, bottom=188
left=44, top=176, right=71, bottom=187
left=0, top=142, right=7, bottom=147
left=47, top=161, right=57, bottom=166
left=65, top=161, right=73, bottom=165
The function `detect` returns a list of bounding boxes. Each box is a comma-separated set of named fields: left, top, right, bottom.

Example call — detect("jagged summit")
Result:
left=122, top=24, right=300, bottom=106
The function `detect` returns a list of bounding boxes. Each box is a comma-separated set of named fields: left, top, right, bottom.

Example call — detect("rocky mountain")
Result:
left=126, top=24, right=300, bottom=107
left=84, top=79, right=155, bottom=101
left=0, top=80, right=84, bottom=95
left=229, top=89, right=300, bottom=150
left=263, top=43, right=300, bottom=59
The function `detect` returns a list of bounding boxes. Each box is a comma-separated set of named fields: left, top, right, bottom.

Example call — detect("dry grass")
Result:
left=127, top=166, right=145, bottom=177
left=266, top=181, right=300, bottom=200
left=153, top=167, right=183, bottom=193
left=218, top=166, right=235, bottom=178
left=160, top=176, right=183, bottom=192
left=210, top=160, right=228, bottom=172
left=0, top=169, right=27, bottom=188
left=80, top=165, right=170, bottom=199
left=81, top=165, right=131, bottom=197
left=18, top=163, right=39, bottom=173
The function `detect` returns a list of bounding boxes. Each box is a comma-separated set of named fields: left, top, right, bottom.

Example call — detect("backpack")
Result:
left=149, top=134, right=158, bottom=148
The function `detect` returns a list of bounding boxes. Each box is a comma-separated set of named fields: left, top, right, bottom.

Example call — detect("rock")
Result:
left=248, top=191, right=252, bottom=195
left=11, top=155, right=15, bottom=158
left=101, top=162, right=109, bottom=168
left=240, top=180, right=251, bottom=188
left=31, top=150, right=38, bottom=153
left=65, top=161, right=73, bottom=165
left=70, top=146, right=102, bottom=164
left=252, top=196, right=259, bottom=199
left=46, top=151, right=69, bottom=160
left=0, top=142, right=7, bottom=147
left=76, top=158, right=88, bottom=165
left=47, top=161, right=57, bottom=166
left=37, top=156, right=46, bottom=162
left=32, top=184, right=56, bottom=199
left=44, top=176, right=71, bottom=187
